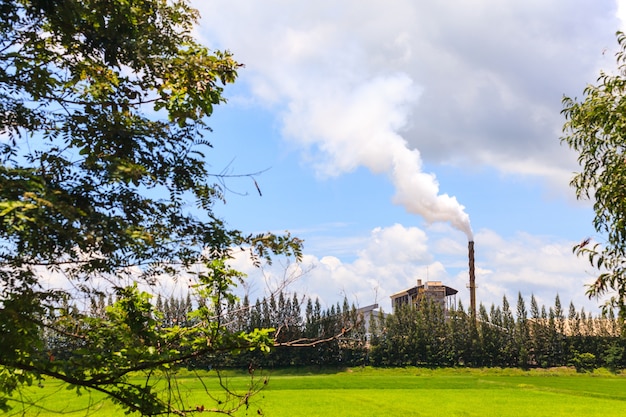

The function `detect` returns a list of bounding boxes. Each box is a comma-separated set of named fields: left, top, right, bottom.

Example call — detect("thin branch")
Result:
left=274, top=325, right=354, bottom=348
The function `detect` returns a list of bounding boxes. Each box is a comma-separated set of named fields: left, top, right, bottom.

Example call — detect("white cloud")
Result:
left=192, top=0, right=622, bottom=244
left=455, top=230, right=602, bottom=311
left=360, top=224, right=430, bottom=265
left=232, top=224, right=603, bottom=314
left=195, top=0, right=618, bottom=186
left=618, top=0, right=626, bottom=31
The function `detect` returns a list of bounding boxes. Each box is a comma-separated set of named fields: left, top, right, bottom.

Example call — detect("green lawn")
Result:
left=241, top=367, right=626, bottom=417
left=6, top=367, right=626, bottom=416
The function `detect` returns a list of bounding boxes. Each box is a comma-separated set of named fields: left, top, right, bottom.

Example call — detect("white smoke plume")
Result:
left=281, top=73, right=473, bottom=239
left=195, top=1, right=476, bottom=238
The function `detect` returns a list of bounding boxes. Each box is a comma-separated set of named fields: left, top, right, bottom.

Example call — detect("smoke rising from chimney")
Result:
left=391, top=147, right=473, bottom=240
left=196, top=9, right=474, bottom=239
left=282, top=74, right=473, bottom=239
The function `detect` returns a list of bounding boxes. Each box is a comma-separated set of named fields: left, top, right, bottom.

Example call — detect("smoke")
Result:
left=195, top=0, right=473, bottom=239
left=390, top=139, right=473, bottom=240
left=282, top=73, right=473, bottom=240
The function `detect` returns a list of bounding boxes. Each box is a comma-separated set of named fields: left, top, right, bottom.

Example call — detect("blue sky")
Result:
left=185, top=0, right=623, bottom=313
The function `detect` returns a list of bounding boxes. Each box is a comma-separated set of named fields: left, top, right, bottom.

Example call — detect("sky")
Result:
left=180, top=0, right=625, bottom=314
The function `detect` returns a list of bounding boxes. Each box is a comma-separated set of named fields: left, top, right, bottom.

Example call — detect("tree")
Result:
left=445, top=301, right=471, bottom=366
left=515, top=293, right=530, bottom=368
left=0, top=1, right=302, bottom=415
left=552, top=295, right=567, bottom=366
left=501, top=295, right=518, bottom=366
left=561, top=31, right=626, bottom=318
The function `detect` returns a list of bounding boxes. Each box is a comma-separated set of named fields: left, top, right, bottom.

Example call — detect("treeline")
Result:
left=370, top=294, right=625, bottom=371
left=48, top=291, right=626, bottom=372
left=213, top=292, right=368, bottom=368
left=46, top=291, right=368, bottom=368
left=221, top=292, right=626, bottom=372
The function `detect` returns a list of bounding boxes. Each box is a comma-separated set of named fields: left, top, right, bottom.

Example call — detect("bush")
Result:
left=570, top=351, right=596, bottom=373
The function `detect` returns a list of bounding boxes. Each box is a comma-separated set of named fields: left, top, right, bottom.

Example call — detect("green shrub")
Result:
left=570, top=351, right=597, bottom=373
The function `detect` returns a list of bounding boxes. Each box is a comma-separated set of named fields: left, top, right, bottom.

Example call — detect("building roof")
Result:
left=390, top=281, right=458, bottom=299
left=357, top=303, right=379, bottom=313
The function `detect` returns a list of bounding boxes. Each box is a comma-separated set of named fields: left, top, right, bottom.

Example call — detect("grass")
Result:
left=5, top=367, right=626, bottom=416
left=240, top=367, right=626, bottom=417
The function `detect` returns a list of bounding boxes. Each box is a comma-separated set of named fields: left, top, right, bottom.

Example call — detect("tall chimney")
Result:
left=468, top=240, right=476, bottom=318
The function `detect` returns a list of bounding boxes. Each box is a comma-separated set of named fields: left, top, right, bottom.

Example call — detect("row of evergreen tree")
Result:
left=61, top=291, right=626, bottom=371
left=217, top=292, right=626, bottom=371
left=210, top=292, right=368, bottom=368
left=370, top=294, right=624, bottom=371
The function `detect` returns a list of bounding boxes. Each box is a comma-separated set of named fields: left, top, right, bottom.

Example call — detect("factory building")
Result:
left=389, top=279, right=458, bottom=313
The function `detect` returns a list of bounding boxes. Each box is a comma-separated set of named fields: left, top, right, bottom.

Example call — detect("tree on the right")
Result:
left=562, top=31, right=626, bottom=320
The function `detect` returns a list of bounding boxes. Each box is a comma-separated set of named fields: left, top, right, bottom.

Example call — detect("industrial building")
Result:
left=389, top=279, right=458, bottom=313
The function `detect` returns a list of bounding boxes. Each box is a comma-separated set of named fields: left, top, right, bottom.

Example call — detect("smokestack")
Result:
left=468, top=241, right=476, bottom=319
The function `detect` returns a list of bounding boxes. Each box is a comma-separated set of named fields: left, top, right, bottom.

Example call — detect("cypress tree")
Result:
left=501, top=295, right=517, bottom=366
left=515, top=293, right=530, bottom=368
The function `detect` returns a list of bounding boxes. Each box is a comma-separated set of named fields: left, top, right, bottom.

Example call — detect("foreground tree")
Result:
left=561, top=31, right=626, bottom=320
left=0, top=0, right=301, bottom=414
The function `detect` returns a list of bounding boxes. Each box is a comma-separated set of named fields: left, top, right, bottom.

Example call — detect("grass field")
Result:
left=6, top=367, right=626, bottom=416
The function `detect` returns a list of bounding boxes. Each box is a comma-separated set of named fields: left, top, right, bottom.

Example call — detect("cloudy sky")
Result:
left=185, top=0, right=624, bottom=313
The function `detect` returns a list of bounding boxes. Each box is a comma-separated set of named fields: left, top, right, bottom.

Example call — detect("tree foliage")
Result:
left=150, top=292, right=624, bottom=373
left=369, top=294, right=623, bottom=371
left=0, top=1, right=302, bottom=414
left=561, top=31, right=626, bottom=319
